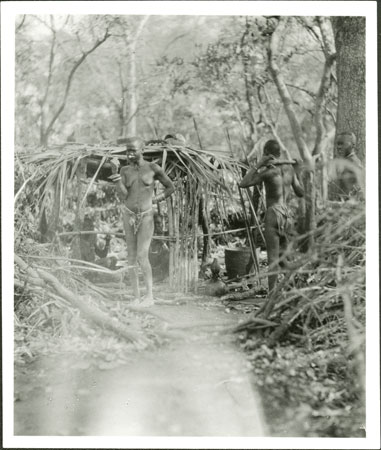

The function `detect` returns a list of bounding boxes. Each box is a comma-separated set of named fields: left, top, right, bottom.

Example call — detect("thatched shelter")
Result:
left=19, top=141, right=245, bottom=292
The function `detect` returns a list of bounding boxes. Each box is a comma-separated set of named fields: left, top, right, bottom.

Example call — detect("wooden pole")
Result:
left=193, top=117, right=203, bottom=150
left=174, top=177, right=181, bottom=290
left=193, top=186, right=200, bottom=293
left=238, top=187, right=260, bottom=276
left=72, top=159, right=87, bottom=260
left=166, top=195, right=175, bottom=287
left=243, top=189, right=266, bottom=245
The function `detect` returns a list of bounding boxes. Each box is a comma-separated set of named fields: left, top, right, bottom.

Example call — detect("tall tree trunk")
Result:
left=267, top=18, right=315, bottom=248
left=125, top=16, right=149, bottom=136
left=313, top=17, right=336, bottom=206
left=332, top=17, right=365, bottom=160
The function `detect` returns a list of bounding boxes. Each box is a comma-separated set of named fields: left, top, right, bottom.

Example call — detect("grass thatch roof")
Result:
left=19, top=142, right=245, bottom=209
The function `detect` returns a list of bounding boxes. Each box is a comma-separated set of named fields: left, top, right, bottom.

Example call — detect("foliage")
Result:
left=234, top=199, right=365, bottom=436
left=241, top=342, right=365, bottom=437
left=15, top=15, right=336, bottom=160
left=236, top=200, right=365, bottom=343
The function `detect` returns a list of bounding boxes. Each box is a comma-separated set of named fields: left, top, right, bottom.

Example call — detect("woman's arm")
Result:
left=152, top=163, right=175, bottom=203
left=109, top=158, right=128, bottom=199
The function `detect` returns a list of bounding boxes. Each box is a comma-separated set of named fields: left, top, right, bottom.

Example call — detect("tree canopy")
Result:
left=16, top=14, right=339, bottom=162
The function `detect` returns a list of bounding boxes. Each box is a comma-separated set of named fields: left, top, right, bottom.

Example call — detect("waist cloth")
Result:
left=121, top=205, right=153, bottom=234
left=265, top=204, right=293, bottom=238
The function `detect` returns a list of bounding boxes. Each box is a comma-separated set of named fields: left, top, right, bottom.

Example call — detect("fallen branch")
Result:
left=232, top=316, right=278, bottom=333
left=168, top=319, right=236, bottom=330
left=15, top=254, right=149, bottom=345
left=220, top=288, right=266, bottom=302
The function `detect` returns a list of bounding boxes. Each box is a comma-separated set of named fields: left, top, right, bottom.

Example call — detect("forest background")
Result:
left=14, top=13, right=344, bottom=158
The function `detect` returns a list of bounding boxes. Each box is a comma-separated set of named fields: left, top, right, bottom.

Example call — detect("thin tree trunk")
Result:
left=267, top=20, right=313, bottom=167
left=125, top=16, right=149, bottom=136
left=313, top=17, right=336, bottom=157
left=240, top=19, right=257, bottom=153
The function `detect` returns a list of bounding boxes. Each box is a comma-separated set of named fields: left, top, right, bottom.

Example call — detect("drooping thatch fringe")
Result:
left=18, top=142, right=245, bottom=293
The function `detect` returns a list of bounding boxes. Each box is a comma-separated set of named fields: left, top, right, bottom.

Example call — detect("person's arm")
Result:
left=109, top=158, right=128, bottom=200
left=239, top=166, right=267, bottom=188
left=152, top=163, right=175, bottom=203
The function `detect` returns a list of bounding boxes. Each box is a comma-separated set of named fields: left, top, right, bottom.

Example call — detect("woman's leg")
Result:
left=137, top=212, right=155, bottom=303
left=122, top=212, right=140, bottom=299
left=264, top=209, right=280, bottom=296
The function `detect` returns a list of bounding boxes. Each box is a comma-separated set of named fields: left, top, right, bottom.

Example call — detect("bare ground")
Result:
left=14, top=291, right=268, bottom=436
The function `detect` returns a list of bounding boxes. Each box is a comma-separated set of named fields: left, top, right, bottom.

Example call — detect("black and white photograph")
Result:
left=2, top=1, right=379, bottom=448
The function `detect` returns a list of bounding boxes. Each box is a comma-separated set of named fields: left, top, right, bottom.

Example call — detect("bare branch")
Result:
left=41, top=29, right=111, bottom=144
left=16, top=15, right=26, bottom=32
left=162, top=33, right=189, bottom=54
left=317, top=16, right=336, bottom=59
left=296, top=17, right=324, bottom=52
left=255, top=85, right=290, bottom=157
left=286, top=83, right=316, bottom=99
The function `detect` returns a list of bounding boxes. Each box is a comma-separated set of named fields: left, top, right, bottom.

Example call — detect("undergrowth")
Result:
left=237, top=199, right=365, bottom=437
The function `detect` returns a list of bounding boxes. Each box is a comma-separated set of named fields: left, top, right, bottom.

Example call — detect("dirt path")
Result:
left=14, top=292, right=267, bottom=436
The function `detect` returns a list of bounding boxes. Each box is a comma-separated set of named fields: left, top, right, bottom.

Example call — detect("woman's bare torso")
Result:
left=121, top=161, right=156, bottom=213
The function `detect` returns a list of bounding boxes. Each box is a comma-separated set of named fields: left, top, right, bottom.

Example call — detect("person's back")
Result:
left=262, top=164, right=295, bottom=208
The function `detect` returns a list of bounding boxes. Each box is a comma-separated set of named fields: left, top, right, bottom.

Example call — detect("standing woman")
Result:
left=110, top=137, right=175, bottom=306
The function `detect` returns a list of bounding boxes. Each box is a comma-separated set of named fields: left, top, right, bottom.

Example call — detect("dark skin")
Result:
left=239, top=151, right=304, bottom=295
left=111, top=140, right=174, bottom=306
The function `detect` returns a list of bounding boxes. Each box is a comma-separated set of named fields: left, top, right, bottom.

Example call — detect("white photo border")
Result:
left=2, top=2, right=379, bottom=449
